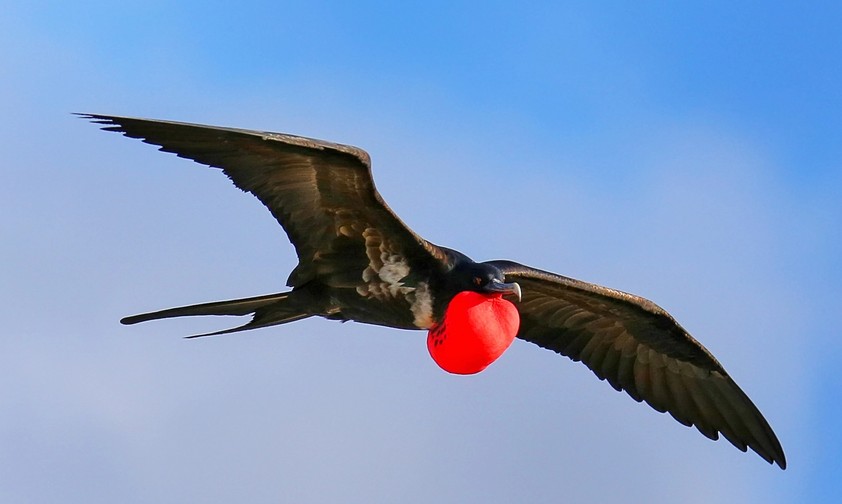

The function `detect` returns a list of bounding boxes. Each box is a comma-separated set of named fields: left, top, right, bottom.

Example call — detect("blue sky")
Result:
left=2, top=1, right=840, bottom=502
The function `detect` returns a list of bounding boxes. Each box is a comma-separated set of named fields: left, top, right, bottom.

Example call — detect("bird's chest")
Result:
left=427, top=292, right=520, bottom=374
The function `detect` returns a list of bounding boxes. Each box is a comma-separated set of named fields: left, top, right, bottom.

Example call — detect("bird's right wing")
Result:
left=81, top=114, right=448, bottom=289
left=488, top=260, right=786, bottom=469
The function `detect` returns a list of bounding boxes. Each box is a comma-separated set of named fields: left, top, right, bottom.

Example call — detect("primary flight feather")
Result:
left=82, top=113, right=786, bottom=469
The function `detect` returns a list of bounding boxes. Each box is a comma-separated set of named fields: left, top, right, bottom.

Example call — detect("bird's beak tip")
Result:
left=509, top=282, right=522, bottom=302
left=489, top=279, right=521, bottom=302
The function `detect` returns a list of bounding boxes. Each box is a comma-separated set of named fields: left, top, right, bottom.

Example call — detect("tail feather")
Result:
left=185, top=311, right=312, bottom=338
left=121, top=291, right=314, bottom=337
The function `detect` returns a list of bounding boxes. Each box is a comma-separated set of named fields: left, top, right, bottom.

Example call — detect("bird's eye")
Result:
left=473, top=276, right=483, bottom=286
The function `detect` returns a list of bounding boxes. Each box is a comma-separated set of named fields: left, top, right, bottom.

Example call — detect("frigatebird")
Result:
left=82, top=113, right=786, bottom=469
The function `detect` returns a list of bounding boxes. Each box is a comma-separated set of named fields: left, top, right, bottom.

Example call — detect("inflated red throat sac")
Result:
left=427, top=291, right=520, bottom=375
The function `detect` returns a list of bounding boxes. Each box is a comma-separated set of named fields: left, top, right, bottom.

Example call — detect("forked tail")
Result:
left=121, top=291, right=314, bottom=337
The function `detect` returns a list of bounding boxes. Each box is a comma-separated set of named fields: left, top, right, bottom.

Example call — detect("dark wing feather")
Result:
left=488, top=260, right=786, bottom=469
left=81, top=114, right=447, bottom=289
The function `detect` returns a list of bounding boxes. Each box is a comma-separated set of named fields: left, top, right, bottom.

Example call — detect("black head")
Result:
left=448, top=258, right=522, bottom=301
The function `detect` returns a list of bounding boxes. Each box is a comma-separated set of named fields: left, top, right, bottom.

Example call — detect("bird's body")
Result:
left=83, top=113, right=786, bottom=469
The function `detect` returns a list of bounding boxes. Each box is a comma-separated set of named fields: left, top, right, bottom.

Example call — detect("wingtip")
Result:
left=750, top=438, right=786, bottom=470
left=74, top=112, right=105, bottom=121
left=77, top=113, right=125, bottom=130
left=774, top=452, right=787, bottom=470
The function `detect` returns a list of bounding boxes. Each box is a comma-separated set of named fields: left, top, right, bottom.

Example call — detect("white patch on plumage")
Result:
left=356, top=228, right=416, bottom=301
left=358, top=254, right=415, bottom=300
left=409, top=281, right=434, bottom=328
left=342, top=225, right=434, bottom=328
left=379, top=254, right=411, bottom=295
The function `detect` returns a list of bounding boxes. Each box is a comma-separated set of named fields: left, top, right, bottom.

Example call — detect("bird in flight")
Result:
left=82, top=113, right=786, bottom=469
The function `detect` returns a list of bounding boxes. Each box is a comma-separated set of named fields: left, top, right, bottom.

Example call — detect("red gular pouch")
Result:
left=427, top=291, right=520, bottom=375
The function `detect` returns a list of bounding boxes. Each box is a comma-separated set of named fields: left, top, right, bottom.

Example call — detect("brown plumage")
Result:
left=82, top=113, right=786, bottom=469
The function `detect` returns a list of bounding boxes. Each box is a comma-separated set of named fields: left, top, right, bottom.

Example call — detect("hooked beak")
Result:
left=486, top=279, right=522, bottom=302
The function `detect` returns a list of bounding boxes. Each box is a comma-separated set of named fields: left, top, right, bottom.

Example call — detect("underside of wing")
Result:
left=82, top=114, right=447, bottom=291
left=488, top=260, right=786, bottom=469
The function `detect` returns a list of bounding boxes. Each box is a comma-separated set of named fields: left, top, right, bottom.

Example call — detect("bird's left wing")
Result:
left=487, top=260, right=786, bottom=469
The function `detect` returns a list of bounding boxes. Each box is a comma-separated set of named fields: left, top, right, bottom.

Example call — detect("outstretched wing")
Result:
left=82, top=114, right=447, bottom=290
left=488, top=260, right=786, bottom=469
